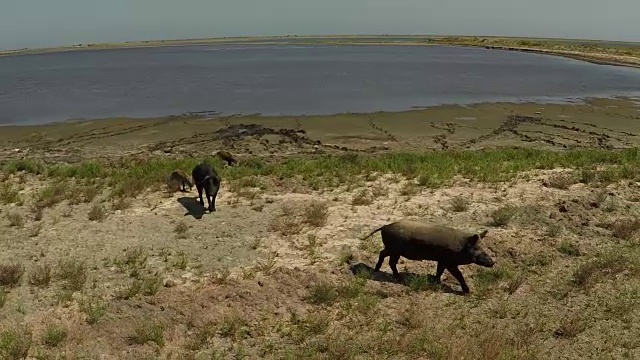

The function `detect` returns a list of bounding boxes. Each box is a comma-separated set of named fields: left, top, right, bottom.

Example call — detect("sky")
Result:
left=1, top=0, right=639, bottom=50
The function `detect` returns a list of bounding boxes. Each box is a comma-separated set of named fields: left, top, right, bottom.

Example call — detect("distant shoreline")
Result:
left=2, top=35, right=640, bottom=70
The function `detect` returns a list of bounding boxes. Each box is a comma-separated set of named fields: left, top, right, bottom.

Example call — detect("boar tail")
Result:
left=360, top=225, right=385, bottom=241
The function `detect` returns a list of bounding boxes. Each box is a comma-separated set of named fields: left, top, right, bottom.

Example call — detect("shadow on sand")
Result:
left=349, top=262, right=466, bottom=296
left=177, top=197, right=206, bottom=219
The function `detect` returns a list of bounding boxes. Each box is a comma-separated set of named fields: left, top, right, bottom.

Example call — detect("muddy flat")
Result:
left=2, top=97, right=640, bottom=162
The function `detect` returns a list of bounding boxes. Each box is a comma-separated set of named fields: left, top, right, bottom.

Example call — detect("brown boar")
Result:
left=168, top=169, right=194, bottom=192
left=361, top=219, right=495, bottom=293
left=216, top=150, right=238, bottom=166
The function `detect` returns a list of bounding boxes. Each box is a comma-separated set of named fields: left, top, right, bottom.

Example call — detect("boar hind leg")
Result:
left=374, top=249, right=389, bottom=272
left=388, top=255, right=401, bottom=280
left=434, top=262, right=446, bottom=282
left=447, top=265, right=470, bottom=294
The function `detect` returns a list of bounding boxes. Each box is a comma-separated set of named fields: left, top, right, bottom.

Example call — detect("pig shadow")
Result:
left=349, top=262, right=466, bottom=296
left=177, top=197, right=206, bottom=219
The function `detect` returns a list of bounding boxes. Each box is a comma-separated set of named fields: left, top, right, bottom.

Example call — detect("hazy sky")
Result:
left=1, top=0, right=639, bottom=50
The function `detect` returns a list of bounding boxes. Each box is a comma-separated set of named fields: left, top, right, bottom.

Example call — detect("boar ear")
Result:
left=479, top=229, right=488, bottom=239
left=467, top=234, right=480, bottom=246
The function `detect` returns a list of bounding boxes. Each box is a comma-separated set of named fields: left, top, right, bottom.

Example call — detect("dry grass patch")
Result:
left=399, top=182, right=420, bottom=196
left=28, top=263, right=52, bottom=287
left=55, top=258, right=87, bottom=291
left=336, top=247, right=355, bottom=265
left=351, top=189, right=374, bottom=206
left=545, top=172, right=576, bottom=189
left=545, top=224, right=562, bottom=238
left=610, top=217, right=640, bottom=240
left=553, top=313, right=586, bottom=339
left=27, top=222, right=42, bottom=238
left=31, top=206, right=43, bottom=222
left=174, top=220, right=189, bottom=239
left=269, top=203, right=304, bottom=236
left=557, top=241, right=581, bottom=257
left=68, top=183, right=101, bottom=205
left=114, top=246, right=147, bottom=278
left=572, top=252, right=635, bottom=288
left=0, top=263, right=24, bottom=288
left=60, top=206, right=72, bottom=218
left=302, top=200, right=329, bottom=227
left=0, top=184, right=20, bottom=205
left=186, top=321, right=217, bottom=351
left=112, top=197, right=132, bottom=211
left=5, top=212, right=24, bottom=228
left=450, top=195, right=469, bottom=212
left=87, top=202, right=107, bottom=221
left=489, top=205, right=517, bottom=227
left=211, top=267, right=231, bottom=285
left=370, top=183, right=389, bottom=198
left=229, top=176, right=263, bottom=200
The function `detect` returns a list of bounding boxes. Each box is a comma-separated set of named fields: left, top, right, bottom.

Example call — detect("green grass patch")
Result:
left=42, top=325, right=67, bottom=348
left=474, top=266, right=515, bottom=291
left=572, top=251, right=637, bottom=288
left=0, top=327, right=32, bottom=360
left=2, top=148, right=638, bottom=195
left=0, top=184, right=20, bottom=205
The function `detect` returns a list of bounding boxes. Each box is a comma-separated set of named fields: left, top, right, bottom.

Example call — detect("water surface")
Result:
left=1, top=44, right=640, bottom=125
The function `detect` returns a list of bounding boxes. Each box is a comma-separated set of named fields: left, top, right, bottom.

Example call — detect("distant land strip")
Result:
left=2, top=35, right=640, bottom=69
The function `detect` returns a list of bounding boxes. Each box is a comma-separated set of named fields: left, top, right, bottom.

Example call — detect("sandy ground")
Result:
left=1, top=98, right=640, bottom=359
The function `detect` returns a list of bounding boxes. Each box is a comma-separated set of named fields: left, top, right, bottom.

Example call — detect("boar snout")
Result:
left=474, top=252, right=495, bottom=268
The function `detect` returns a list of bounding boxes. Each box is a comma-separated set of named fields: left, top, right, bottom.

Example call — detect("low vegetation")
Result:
left=55, top=259, right=87, bottom=292
left=128, top=321, right=165, bottom=347
left=0, top=327, right=32, bottom=360
left=42, top=325, right=67, bottom=348
left=2, top=148, right=638, bottom=196
left=0, top=263, right=24, bottom=288
left=1, top=147, right=640, bottom=358
left=28, top=263, right=52, bottom=287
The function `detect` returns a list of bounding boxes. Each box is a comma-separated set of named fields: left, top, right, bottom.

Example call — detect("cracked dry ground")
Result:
left=1, top=166, right=639, bottom=359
